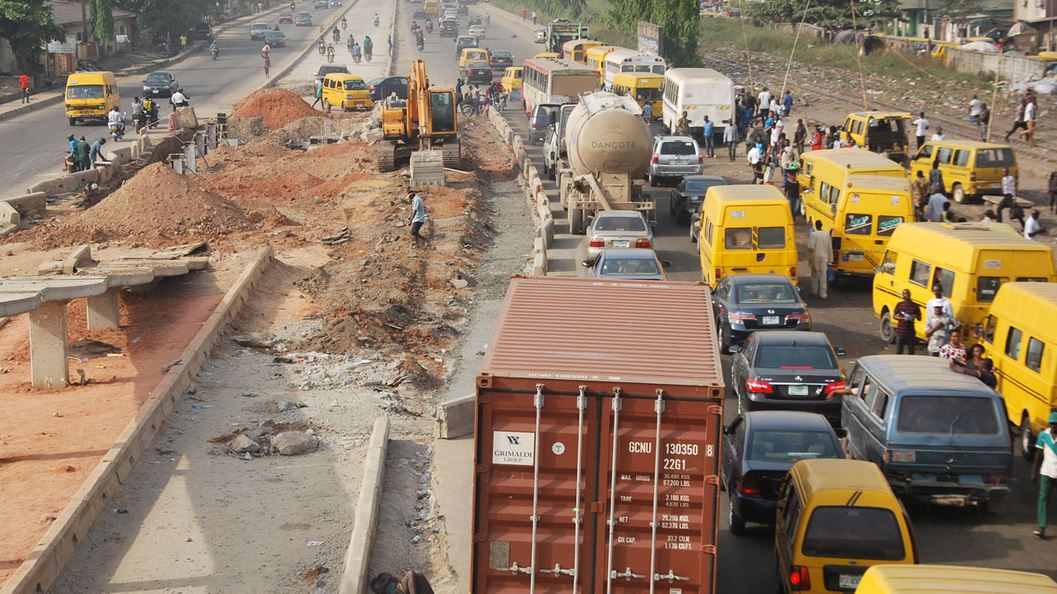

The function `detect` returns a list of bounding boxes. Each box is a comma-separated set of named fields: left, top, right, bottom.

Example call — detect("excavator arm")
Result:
left=377, top=59, right=461, bottom=171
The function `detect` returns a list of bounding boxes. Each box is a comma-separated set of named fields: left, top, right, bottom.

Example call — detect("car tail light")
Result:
left=789, top=566, right=811, bottom=590
left=886, top=449, right=916, bottom=463
left=984, top=474, right=1007, bottom=485
left=823, top=381, right=847, bottom=397
left=715, top=268, right=723, bottom=281
left=698, top=155, right=704, bottom=163
left=634, top=238, right=652, bottom=248
left=745, top=377, right=773, bottom=394
left=651, top=155, right=659, bottom=164
left=589, top=239, right=605, bottom=248
left=736, top=474, right=760, bottom=496
left=970, top=171, right=977, bottom=182
left=789, top=266, right=798, bottom=279
left=728, top=311, right=756, bottom=323
left=785, top=311, right=810, bottom=324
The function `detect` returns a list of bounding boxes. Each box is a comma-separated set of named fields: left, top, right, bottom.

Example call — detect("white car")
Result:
left=468, top=24, right=485, bottom=38
left=585, top=211, right=654, bottom=257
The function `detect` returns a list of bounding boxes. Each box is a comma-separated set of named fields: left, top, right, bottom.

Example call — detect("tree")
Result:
left=91, top=0, right=115, bottom=41
left=0, top=0, right=66, bottom=71
left=747, top=0, right=901, bottom=29
left=610, top=0, right=700, bottom=67
left=115, top=0, right=217, bottom=39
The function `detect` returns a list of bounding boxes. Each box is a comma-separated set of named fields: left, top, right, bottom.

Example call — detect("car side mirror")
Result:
left=661, top=261, right=672, bottom=268
left=835, top=347, right=847, bottom=357
left=723, top=424, right=734, bottom=435
left=729, top=344, right=741, bottom=354
left=580, top=259, right=592, bottom=268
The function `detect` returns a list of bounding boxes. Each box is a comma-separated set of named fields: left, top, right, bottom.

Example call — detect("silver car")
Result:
left=468, top=25, right=486, bottom=38
left=585, top=211, right=653, bottom=257
left=648, top=135, right=703, bottom=186
left=582, top=248, right=667, bottom=281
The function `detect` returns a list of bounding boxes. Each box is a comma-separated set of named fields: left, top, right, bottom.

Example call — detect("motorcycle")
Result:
left=373, top=15, right=380, bottom=27
left=341, top=18, right=347, bottom=30
left=109, top=120, right=126, bottom=141
left=332, top=28, right=340, bottom=43
left=210, top=45, right=219, bottom=60
left=416, top=33, right=424, bottom=51
left=425, top=20, right=433, bottom=33
left=364, top=46, right=372, bottom=62
left=326, top=45, right=335, bottom=63
left=318, top=39, right=325, bottom=55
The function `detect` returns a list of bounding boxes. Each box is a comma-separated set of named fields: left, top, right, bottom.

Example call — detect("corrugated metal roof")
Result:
left=481, top=276, right=724, bottom=389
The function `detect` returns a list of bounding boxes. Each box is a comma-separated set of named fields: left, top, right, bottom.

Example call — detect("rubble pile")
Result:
left=231, top=87, right=321, bottom=129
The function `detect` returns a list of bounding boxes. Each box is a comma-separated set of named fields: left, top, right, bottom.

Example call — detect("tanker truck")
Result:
left=560, top=91, right=655, bottom=234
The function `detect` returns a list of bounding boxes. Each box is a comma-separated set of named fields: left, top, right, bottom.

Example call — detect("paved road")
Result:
left=0, top=2, right=349, bottom=192
left=431, top=4, right=1057, bottom=592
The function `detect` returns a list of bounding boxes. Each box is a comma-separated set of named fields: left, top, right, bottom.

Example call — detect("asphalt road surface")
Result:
left=415, top=3, right=1057, bottom=592
left=0, top=1, right=349, bottom=192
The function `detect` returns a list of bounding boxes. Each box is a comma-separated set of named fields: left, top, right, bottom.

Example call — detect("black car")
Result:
left=142, top=71, right=178, bottom=98
left=721, top=411, right=843, bottom=534
left=454, top=35, right=478, bottom=57
left=462, top=61, right=492, bottom=84
left=672, top=174, right=725, bottom=225
left=730, top=330, right=846, bottom=428
left=367, top=75, right=408, bottom=101
left=315, top=64, right=350, bottom=82
left=489, top=49, right=514, bottom=71
left=439, top=18, right=458, bottom=37
left=712, top=274, right=810, bottom=351
left=189, top=22, right=213, bottom=41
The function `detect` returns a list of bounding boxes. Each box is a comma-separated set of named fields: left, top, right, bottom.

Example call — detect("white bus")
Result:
left=522, top=58, right=599, bottom=116
left=661, top=68, right=735, bottom=139
left=602, top=48, right=666, bottom=91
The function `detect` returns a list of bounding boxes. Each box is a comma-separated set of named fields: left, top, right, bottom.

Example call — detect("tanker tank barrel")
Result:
left=564, top=92, right=653, bottom=179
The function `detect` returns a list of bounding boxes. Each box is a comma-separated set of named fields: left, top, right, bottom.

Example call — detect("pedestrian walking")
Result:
left=641, top=100, right=652, bottom=125
left=892, top=289, right=921, bottom=355
left=1005, top=99, right=1027, bottom=142
left=807, top=220, right=832, bottom=299
left=969, top=93, right=981, bottom=123
left=782, top=90, right=793, bottom=117
left=408, top=190, right=426, bottom=241
left=388, top=34, right=393, bottom=56
left=18, top=72, right=30, bottom=104
left=312, top=79, right=323, bottom=108
left=76, top=136, right=90, bottom=171
left=723, top=119, right=737, bottom=162
left=925, top=305, right=956, bottom=357
left=997, top=168, right=1017, bottom=222
left=794, top=119, right=806, bottom=154
left=531, top=10, right=537, bottom=24
left=928, top=160, right=945, bottom=195
left=1024, top=209, right=1042, bottom=240
left=757, top=87, right=771, bottom=122
left=1032, top=412, right=1057, bottom=539
left=1022, top=97, right=1037, bottom=146
left=702, top=116, right=714, bottom=158
left=911, top=170, right=928, bottom=213
left=88, top=137, right=106, bottom=168
left=912, top=111, right=929, bottom=149
left=1049, top=171, right=1057, bottom=214
left=747, top=142, right=763, bottom=184
left=977, top=102, right=990, bottom=141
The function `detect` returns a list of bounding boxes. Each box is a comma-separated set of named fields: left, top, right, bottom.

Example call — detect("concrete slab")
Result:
left=104, top=259, right=190, bottom=276
left=339, top=417, right=390, bottom=594
left=2, top=191, right=47, bottom=215
left=0, top=292, right=43, bottom=317
left=432, top=436, right=473, bottom=594
left=86, top=266, right=157, bottom=287
left=0, top=276, right=110, bottom=302
left=28, top=300, right=69, bottom=390
left=436, top=393, right=475, bottom=439
left=62, top=245, right=93, bottom=274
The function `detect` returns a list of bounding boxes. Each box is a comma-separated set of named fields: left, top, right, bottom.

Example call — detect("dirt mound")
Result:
left=232, top=87, right=319, bottom=130
left=35, top=162, right=258, bottom=248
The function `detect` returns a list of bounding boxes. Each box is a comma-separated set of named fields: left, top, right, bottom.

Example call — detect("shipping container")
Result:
left=471, top=276, right=725, bottom=594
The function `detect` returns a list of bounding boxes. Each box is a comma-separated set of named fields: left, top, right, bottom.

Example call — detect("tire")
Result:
left=648, top=172, right=656, bottom=187
left=719, top=323, right=732, bottom=353
left=569, top=206, right=583, bottom=235
left=1021, top=414, right=1035, bottom=461
left=879, top=310, right=895, bottom=344
left=729, top=499, right=746, bottom=536
left=952, top=183, right=966, bottom=204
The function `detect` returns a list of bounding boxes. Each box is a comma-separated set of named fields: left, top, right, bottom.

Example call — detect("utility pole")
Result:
left=81, top=0, right=89, bottom=43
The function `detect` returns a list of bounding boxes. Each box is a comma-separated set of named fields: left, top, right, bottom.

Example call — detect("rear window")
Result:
left=144, top=73, right=170, bottom=83
left=897, top=396, right=1000, bottom=434
left=803, top=507, right=905, bottom=560
left=876, top=215, right=904, bottom=237
left=735, top=282, right=797, bottom=304
left=660, top=140, right=697, bottom=155
left=684, top=179, right=724, bottom=194
left=749, top=431, right=839, bottom=463
left=757, top=226, right=786, bottom=248
left=492, top=50, right=513, bottom=58
left=595, top=215, right=646, bottom=232
left=845, top=214, right=872, bottom=236
left=976, top=148, right=1014, bottom=168
left=600, top=257, right=660, bottom=277
left=755, top=345, right=836, bottom=370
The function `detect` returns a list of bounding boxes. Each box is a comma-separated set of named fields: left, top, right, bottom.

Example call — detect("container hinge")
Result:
left=539, top=563, right=576, bottom=577
left=507, top=561, right=533, bottom=575
left=610, top=567, right=645, bottom=580
left=708, top=404, right=723, bottom=416
left=704, top=474, right=721, bottom=486
left=654, top=570, right=690, bottom=582
left=702, top=544, right=718, bottom=556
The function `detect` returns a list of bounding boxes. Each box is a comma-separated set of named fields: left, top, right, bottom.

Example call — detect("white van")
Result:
left=602, top=47, right=666, bottom=91
left=662, top=68, right=735, bottom=139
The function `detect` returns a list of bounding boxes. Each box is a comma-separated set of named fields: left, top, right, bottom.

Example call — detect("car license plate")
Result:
left=847, top=253, right=864, bottom=261
left=612, top=240, right=630, bottom=248
left=838, top=574, right=861, bottom=589
left=762, top=315, right=780, bottom=326
left=788, top=385, right=809, bottom=396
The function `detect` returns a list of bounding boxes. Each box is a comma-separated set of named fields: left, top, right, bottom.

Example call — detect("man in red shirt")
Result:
left=18, top=73, right=30, bottom=104
left=892, top=289, right=921, bottom=355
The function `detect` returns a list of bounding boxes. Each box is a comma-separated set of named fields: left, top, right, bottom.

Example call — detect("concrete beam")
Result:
left=62, top=245, right=93, bottom=274
left=436, top=393, right=476, bottom=439
left=3, top=192, right=47, bottom=215
left=0, top=291, right=43, bottom=317
left=0, top=277, right=109, bottom=302
left=29, top=301, right=69, bottom=390
left=338, top=417, right=390, bottom=594
left=86, top=289, right=121, bottom=331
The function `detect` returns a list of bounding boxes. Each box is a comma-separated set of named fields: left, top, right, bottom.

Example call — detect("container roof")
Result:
left=481, top=277, right=723, bottom=392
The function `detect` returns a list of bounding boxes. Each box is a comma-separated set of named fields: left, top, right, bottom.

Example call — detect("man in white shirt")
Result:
left=170, top=89, right=188, bottom=108
left=925, top=284, right=954, bottom=329
left=769, top=97, right=782, bottom=118
left=968, top=94, right=981, bottom=122
left=723, top=119, right=737, bottom=162
left=1024, top=209, right=1042, bottom=240
left=747, top=143, right=763, bottom=184
left=1023, top=100, right=1037, bottom=146
left=930, top=126, right=944, bottom=141
left=912, top=111, right=928, bottom=149
left=807, top=220, right=832, bottom=299
left=998, top=168, right=1017, bottom=223
left=1032, top=412, right=1057, bottom=538
left=757, top=87, right=771, bottom=120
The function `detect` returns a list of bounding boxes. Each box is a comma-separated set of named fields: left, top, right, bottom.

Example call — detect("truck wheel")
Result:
left=952, top=183, right=966, bottom=204
left=569, top=207, right=583, bottom=234
left=1021, top=414, right=1035, bottom=461
left=648, top=172, right=656, bottom=187
left=879, top=310, right=895, bottom=344
left=729, top=501, right=746, bottom=536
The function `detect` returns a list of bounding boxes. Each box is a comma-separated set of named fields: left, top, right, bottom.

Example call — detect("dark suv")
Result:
left=368, top=76, right=408, bottom=101
left=439, top=17, right=458, bottom=37
left=142, top=71, right=178, bottom=98
left=489, top=49, right=513, bottom=70
left=189, top=22, right=213, bottom=41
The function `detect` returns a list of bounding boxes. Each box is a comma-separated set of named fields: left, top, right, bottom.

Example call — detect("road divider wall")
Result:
left=338, top=417, right=390, bottom=594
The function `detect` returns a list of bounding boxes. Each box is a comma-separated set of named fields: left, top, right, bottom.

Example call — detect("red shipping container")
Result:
left=471, top=277, right=724, bottom=594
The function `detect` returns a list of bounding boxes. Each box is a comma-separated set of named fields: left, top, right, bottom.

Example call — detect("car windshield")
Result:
left=660, top=140, right=696, bottom=155
left=683, top=179, right=723, bottom=194
left=595, top=216, right=646, bottom=232
left=755, top=345, right=835, bottom=370
left=803, top=507, right=905, bottom=560
left=600, top=256, right=660, bottom=277
left=343, top=79, right=367, bottom=90
left=492, top=51, right=512, bottom=58
left=252, top=24, right=269, bottom=30
left=144, top=73, right=170, bottom=83
left=897, top=396, right=1000, bottom=434
left=67, top=85, right=104, bottom=99
left=467, top=62, right=489, bottom=69
left=735, top=283, right=797, bottom=304
left=748, top=430, right=838, bottom=463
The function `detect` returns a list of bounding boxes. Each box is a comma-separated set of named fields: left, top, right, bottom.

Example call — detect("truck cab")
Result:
left=542, top=103, right=576, bottom=180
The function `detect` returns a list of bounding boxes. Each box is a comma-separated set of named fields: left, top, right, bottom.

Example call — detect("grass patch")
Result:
left=700, top=17, right=990, bottom=87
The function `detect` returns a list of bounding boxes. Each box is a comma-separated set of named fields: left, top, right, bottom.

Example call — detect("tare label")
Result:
left=492, top=431, right=535, bottom=466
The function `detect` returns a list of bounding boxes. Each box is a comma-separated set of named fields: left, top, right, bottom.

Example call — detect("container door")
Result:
left=594, top=393, right=722, bottom=594
left=473, top=386, right=599, bottom=594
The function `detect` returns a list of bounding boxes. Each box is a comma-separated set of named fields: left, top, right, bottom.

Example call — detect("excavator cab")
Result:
left=378, top=59, right=461, bottom=172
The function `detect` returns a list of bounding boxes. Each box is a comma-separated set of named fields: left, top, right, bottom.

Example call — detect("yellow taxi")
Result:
left=500, top=66, right=523, bottom=93
left=839, top=111, right=912, bottom=164
left=907, top=140, right=1017, bottom=203
left=459, top=48, right=490, bottom=70
left=610, top=73, right=663, bottom=118
left=65, top=71, right=121, bottom=125
left=321, top=73, right=372, bottom=111
left=855, top=565, right=1057, bottom=593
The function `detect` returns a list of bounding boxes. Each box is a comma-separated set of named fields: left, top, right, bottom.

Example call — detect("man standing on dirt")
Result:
left=675, top=111, right=690, bottom=137
left=408, top=190, right=426, bottom=241
left=757, top=87, right=771, bottom=122
left=912, top=111, right=928, bottom=149
left=794, top=119, right=807, bottom=154
left=723, top=119, right=737, bottom=162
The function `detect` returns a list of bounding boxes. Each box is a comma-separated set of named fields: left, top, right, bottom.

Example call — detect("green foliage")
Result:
left=610, top=0, right=701, bottom=66
left=0, top=0, right=66, bottom=71
left=115, top=0, right=217, bottom=39
left=929, top=0, right=986, bottom=20
left=746, top=0, right=901, bottom=29
left=91, top=0, right=115, bottom=41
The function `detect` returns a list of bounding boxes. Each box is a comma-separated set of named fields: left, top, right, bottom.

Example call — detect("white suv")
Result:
left=647, top=135, right=703, bottom=187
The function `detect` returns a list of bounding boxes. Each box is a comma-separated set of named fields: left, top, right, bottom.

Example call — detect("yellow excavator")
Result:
left=377, top=59, right=461, bottom=172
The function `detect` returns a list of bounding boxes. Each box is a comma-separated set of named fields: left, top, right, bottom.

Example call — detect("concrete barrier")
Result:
left=4, top=192, right=46, bottom=215
left=0, top=201, right=19, bottom=226
left=436, top=393, right=475, bottom=439
left=105, top=147, right=134, bottom=166
left=338, top=417, right=390, bottom=594
left=0, top=244, right=274, bottom=594
left=26, top=169, right=99, bottom=196
left=541, top=216, right=555, bottom=244
left=532, top=252, right=546, bottom=276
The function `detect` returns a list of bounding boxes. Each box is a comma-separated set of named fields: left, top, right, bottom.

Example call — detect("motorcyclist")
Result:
left=107, top=107, right=125, bottom=140
left=485, top=13, right=490, bottom=25
left=131, top=96, right=145, bottom=130
left=425, top=18, right=432, bottom=33
left=332, top=27, right=340, bottom=42
left=318, top=38, right=325, bottom=55
left=415, top=30, right=424, bottom=50
left=373, top=13, right=380, bottom=27
left=209, top=40, right=219, bottom=56
left=351, top=41, right=362, bottom=63
left=170, top=87, right=189, bottom=108
left=341, top=16, right=348, bottom=30
left=326, top=43, right=335, bottom=63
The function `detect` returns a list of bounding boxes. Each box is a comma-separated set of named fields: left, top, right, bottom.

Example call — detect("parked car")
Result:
left=294, top=11, right=313, bottom=25
left=488, top=49, right=513, bottom=71
left=528, top=103, right=560, bottom=144
left=585, top=211, right=653, bottom=257
left=367, top=75, right=408, bottom=101
left=329, top=0, right=342, bottom=6
left=454, top=35, right=479, bottom=57
left=439, top=17, right=459, bottom=36
left=278, top=12, right=294, bottom=23
left=841, top=355, right=1012, bottom=509
left=462, top=61, right=493, bottom=84
left=189, top=22, right=213, bottom=41
left=647, top=135, right=703, bottom=186
left=264, top=30, right=286, bottom=47
left=468, top=24, right=486, bottom=38
left=712, top=274, right=810, bottom=351
left=672, top=174, right=725, bottom=226
left=142, top=71, right=178, bottom=98
left=313, top=0, right=329, bottom=7
left=314, top=64, right=350, bottom=82
left=721, top=411, right=843, bottom=534
left=729, top=331, right=846, bottom=428
left=250, top=22, right=271, bottom=40
left=468, top=15, right=483, bottom=26
left=582, top=248, right=667, bottom=281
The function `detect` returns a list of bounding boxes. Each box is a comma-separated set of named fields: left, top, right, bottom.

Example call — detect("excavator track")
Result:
left=376, top=145, right=397, bottom=172
left=441, top=140, right=462, bottom=169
